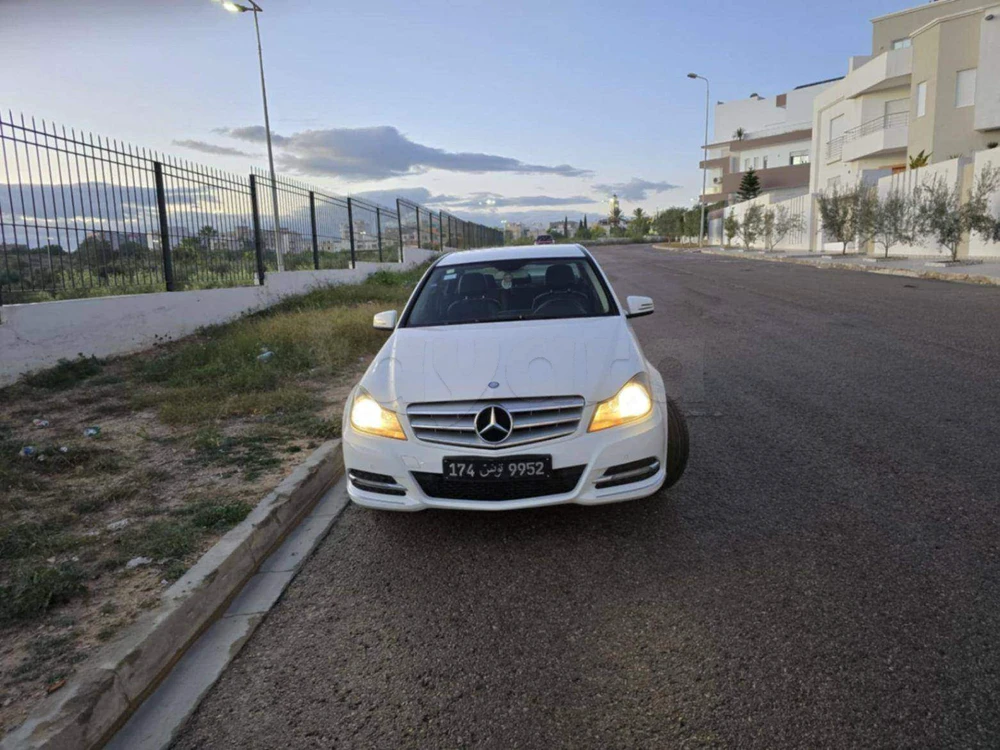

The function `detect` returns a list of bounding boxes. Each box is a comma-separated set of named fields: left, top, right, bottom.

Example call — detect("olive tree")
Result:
left=815, top=183, right=878, bottom=255
left=735, top=204, right=764, bottom=251
left=816, top=184, right=856, bottom=254
left=724, top=213, right=739, bottom=248
left=872, top=188, right=918, bottom=259
left=916, top=166, right=1000, bottom=261
left=761, top=205, right=806, bottom=251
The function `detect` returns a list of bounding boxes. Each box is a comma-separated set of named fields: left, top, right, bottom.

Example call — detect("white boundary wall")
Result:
left=724, top=193, right=811, bottom=252
left=970, top=149, right=1000, bottom=259
left=0, top=249, right=438, bottom=386
left=874, top=157, right=967, bottom=258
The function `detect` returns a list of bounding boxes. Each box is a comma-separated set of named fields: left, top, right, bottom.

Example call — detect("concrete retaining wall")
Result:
left=0, top=250, right=437, bottom=386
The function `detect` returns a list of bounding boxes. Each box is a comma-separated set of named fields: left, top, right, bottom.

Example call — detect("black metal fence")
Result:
left=396, top=198, right=502, bottom=252
left=0, top=111, right=501, bottom=305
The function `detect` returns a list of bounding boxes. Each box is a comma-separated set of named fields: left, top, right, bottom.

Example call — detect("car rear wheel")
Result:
left=663, top=397, right=689, bottom=489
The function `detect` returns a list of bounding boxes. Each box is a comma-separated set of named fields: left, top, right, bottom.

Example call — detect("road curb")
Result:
left=651, top=245, right=1000, bottom=287
left=1, top=440, right=345, bottom=750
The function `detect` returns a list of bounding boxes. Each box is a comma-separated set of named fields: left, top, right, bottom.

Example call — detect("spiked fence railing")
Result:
left=0, top=111, right=502, bottom=305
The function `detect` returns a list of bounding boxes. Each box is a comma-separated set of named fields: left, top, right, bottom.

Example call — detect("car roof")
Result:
left=436, top=244, right=587, bottom=266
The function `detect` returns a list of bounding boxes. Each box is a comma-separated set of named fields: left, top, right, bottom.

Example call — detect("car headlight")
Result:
left=588, top=374, right=653, bottom=432
left=350, top=388, right=407, bottom=440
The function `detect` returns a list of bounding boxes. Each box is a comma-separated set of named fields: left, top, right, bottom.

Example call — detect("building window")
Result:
left=753, top=156, right=760, bottom=169
left=762, top=155, right=769, bottom=169
left=916, top=81, right=927, bottom=118
left=955, top=68, right=977, bottom=108
left=892, top=38, right=912, bottom=50
left=790, top=150, right=810, bottom=166
left=745, top=158, right=751, bottom=170
left=829, top=114, right=845, bottom=142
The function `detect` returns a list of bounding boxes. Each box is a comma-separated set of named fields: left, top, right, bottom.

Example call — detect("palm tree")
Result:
left=908, top=150, right=930, bottom=169
left=733, top=127, right=747, bottom=141
left=609, top=205, right=623, bottom=230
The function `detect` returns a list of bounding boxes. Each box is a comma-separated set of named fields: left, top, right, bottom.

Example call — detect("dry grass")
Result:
left=0, top=264, right=425, bottom=734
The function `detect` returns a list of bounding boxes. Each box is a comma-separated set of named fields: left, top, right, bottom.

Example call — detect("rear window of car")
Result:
left=403, top=257, right=617, bottom=327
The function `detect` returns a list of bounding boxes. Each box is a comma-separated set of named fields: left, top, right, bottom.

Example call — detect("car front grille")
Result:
left=411, top=465, right=586, bottom=501
left=406, top=396, right=586, bottom=449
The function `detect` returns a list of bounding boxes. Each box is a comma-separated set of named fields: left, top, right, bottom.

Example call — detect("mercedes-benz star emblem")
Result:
left=474, top=406, right=513, bottom=444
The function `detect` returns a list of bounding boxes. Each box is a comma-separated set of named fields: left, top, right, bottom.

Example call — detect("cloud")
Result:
left=350, top=187, right=458, bottom=209
left=448, top=193, right=599, bottom=210
left=592, top=178, right=679, bottom=201
left=213, top=126, right=290, bottom=147
left=214, top=125, right=591, bottom=181
left=173, top=140, right=258, bottom=158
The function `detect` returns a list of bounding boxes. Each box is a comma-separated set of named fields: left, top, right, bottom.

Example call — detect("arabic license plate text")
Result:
left=443, top=456, right=552, bottom=481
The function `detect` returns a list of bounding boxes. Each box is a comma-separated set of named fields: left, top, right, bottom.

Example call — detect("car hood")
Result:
left=361, top=317, right=643, bottom=409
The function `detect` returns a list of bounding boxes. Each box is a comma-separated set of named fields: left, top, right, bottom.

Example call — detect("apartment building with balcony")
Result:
left=810, top=0, right=1000, bottom=199
left=700, top=79, right=839, bottom=206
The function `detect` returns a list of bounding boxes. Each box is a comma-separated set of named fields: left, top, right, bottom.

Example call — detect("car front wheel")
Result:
left=663, top=398, right=689, bottom=489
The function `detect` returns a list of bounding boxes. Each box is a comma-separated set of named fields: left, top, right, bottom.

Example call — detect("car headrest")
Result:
left=545, top=263, right=574, bottom=290
left=458, top=272, right=487, bottom=297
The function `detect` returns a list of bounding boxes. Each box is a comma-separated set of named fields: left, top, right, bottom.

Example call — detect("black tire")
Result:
left=663, top=397, right=689, bottom=489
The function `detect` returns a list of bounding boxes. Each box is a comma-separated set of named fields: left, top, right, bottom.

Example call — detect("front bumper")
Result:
left=342, top=401, right=667, bottom=511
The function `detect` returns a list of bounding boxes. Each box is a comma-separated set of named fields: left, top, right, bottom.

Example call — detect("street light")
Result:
left=687, top=72, right=710, bottom=247
left=213, top=0, right=285, bottom=271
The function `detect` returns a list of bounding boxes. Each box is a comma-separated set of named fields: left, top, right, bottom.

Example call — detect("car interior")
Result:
left=408, top=260, right=612, bottom=325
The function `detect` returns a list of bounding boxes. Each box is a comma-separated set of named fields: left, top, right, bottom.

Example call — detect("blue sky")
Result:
left=1, top=0, right=919, bottom=226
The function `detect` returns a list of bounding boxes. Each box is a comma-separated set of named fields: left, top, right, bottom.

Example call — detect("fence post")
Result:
left=415, top=208, right=421, bottom=250
left=248, top=174, right=266, bottom=286
left=309, top=191, right=319, bottom=270
left=153, top=162, right=175, bottom=292
left=346, top=197, right=357, bottom=268
left=396, top=199, right=405, bottom=263
left=376, top=207, right=383, bottom=263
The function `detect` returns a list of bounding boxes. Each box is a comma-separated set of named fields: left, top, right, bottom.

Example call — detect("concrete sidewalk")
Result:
left=654, top=245, right=1000, bottom=287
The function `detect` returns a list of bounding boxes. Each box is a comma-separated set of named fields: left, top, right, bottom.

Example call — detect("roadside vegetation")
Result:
left=0, top=263, right=425, bottom=733
left=722, top=166, right=1000, bottom=256
left=509, top=204, right=712, bottom=246
left=1, top=239, right=392, bottom=304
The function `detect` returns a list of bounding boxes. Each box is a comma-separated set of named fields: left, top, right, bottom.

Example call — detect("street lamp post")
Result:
left=687, top=73, right=710, bottom=247
left=215, top=0, right=284, bottom=271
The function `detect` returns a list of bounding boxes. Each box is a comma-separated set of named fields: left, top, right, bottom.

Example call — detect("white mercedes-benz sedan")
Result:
left=342, top=244, right=688, bottom=511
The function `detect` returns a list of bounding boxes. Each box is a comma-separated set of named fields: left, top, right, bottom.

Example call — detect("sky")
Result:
left=0, top=0, right=923, bottom=228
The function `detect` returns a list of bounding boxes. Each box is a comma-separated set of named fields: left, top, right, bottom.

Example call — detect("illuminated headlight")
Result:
left=588, top=374, right=653, bottom=432
left=350, top=388, right=406, bottom=440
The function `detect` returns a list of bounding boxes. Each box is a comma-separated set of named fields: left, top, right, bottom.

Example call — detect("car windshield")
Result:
left=404, top=257, right=616, bottom=327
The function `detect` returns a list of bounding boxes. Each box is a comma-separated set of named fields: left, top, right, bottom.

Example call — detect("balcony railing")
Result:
left=825, top=111, right=909, bottom=160
left=742, top=119, right=812, bottom=141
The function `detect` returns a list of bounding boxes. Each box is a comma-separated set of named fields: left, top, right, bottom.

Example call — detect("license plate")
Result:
left=443, top=455, right=552, bottom=481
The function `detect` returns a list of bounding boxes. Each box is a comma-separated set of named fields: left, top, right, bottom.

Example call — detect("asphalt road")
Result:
left=173, top=246, right=1000, bottom=749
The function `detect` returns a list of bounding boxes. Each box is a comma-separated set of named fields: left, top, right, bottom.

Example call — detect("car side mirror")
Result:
left=625, top=296, right=654, bottom=319
left=373, top=310, right=398, bottom=330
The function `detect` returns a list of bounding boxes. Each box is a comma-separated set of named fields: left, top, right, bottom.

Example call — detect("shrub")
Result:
left=0, top=563, right=87, bottom=623
left=23, top=356, right=103, bottom=390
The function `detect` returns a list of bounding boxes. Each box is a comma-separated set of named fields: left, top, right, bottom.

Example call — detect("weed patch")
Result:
left=22, top=356, right=103, bottom=390
left=0, top=563, right=87, bottom=624
left=177, top=499, right=252, bottom=533
left=0, top=518, right=78, bottom=561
